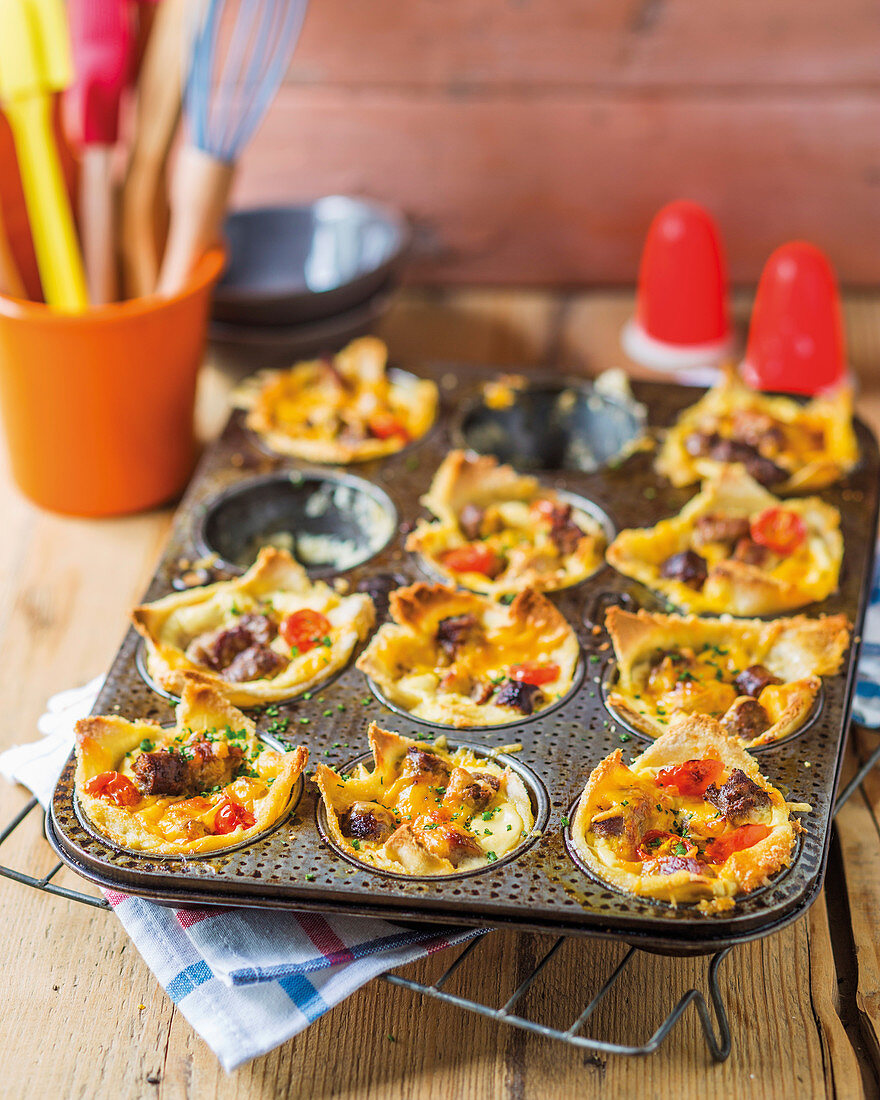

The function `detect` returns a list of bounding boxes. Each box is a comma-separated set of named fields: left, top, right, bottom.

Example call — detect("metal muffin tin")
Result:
left=47, top=366, right=880, bottom=955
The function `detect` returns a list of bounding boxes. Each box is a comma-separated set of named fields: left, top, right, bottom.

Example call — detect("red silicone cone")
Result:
left=742, top=242, right=846, bottom=396
left=622, top=201, right=732, bottom=377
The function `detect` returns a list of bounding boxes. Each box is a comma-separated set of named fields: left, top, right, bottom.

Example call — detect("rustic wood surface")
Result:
left=221, top=0, right=880, bottom=285
left=1, top=289, right=880, bottom=1098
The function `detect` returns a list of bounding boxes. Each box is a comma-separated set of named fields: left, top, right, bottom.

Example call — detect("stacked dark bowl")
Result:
left=209, top=196, right=409, bottom=375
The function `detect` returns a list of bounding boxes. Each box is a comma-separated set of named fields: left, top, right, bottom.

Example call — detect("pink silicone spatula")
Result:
left=67, top=0, right=134, bottom=304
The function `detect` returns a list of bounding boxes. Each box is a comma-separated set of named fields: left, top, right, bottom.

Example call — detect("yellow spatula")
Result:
left=0, top=0, right=89, bottom=312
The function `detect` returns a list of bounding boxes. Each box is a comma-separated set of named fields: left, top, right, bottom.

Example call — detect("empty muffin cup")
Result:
left=454, top=381, right=645, bottom=472
left=316, top=744, right=550, bottom=880
left=196, top=471, right=397, bottom=575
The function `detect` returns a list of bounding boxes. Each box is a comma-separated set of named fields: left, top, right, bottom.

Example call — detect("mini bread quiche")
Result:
left=75, top=678, right=308, bottom=855
left=356, top=582, right=579, bottom=727
left=133, top=548, right=375, bottom=707
left=234, top=336, right=438, bottom=463
left=605, top=466, right=843, bottom=616
left=605, top=606, right=850, bottom=747
left=314, top=723, right=534, bottom=875
left=656, top=368, right=857, bottom=493
left=405, top=450, right=607, bottom=595
left=570, top=713, right=808, bottom=907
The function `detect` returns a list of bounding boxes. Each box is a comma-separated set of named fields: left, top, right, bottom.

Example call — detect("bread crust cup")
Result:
left=233, top=336, right=438, bottom=464
left=605, top=606, right=850, bottom=748
left=605, top=466, right=843, bottom=616
left=655, top=367, right=858, bottom=494
left=570, top=713, right=808, bottom=911
left=75, top=678, right=308, bottom=856
left=405, top=450, right=607, bottom=596
left=355, top=582, right=580, bottom=728
left=133, top=548, right=375, bottom=707
left=314, top=722, right=534, bottom=875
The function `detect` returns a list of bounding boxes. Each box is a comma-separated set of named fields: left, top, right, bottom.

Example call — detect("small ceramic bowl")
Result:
left=207, top=282, right=396, bottom=376
left=212, top=197, right=409, bottom=326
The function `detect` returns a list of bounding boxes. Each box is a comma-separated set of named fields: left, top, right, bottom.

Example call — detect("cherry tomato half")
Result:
left=509, top=662, right=560, bottom=686
left=213, top=800, right=256, bottom=835
left=703, top=823, right=771, bottom=864
left=749, top=508, right=807, bottom=555
left=84, top=771, right=141, bottom=807
left=368, top=413, right=410, bottom=442
left=657, top=758, right=724, bottom=798
left=281, top=609, right=332, bottom=654
left=440, top=544, right=502, bottom=577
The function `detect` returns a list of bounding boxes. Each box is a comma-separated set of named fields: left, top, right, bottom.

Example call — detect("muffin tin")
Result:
left=47, top=366, right=880, bottom=954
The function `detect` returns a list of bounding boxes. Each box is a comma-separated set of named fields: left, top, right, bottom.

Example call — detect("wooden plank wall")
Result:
left=232, top=0, right=880, bottom=286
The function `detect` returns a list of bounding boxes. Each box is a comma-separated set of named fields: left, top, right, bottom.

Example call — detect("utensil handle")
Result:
left=120, top=0, right=194, bottom=298
left=0, top=211, right=25, bottom=299
left=79, top=146, right=116, bottom=305
left=5, top=96, right=89, bottom=312
left=156, top=145, right=233, bottom=298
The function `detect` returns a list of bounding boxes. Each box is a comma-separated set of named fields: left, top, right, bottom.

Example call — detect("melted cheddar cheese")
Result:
left=656, top=368, right=857, bottom=493
left=406, top=450, right=606, bottom=596
left=606, top=466, right=843, bottom=616
left=133, top=547, right=375, bottom=707
left=356, top=583, right=580, bottom=727
left=233, top=337, right=438, bottom=464
left=74, top=679, right=307, bottom=856
left=571, top=713, right=807, bottom=907
left=314, top=723, right=534, bottom=875
left=605, top=607, right=849, bottom=748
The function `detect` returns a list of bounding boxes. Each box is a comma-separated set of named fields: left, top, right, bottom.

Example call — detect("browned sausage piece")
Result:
left=734, top=664, right=782, bottom=698
left=458, top=504, right=486, bottom=541
left=731, top=538, right=772, bottom=567
left=494, top=679, right=542, bottom=715
left=341, top=801, right=397, bottom=843
left=659, top=549, right=708, bottom=589
left=591, top=814, right=624, bottom=838
left=186, top=741, right=245, bottom=789
left=133, top=750, right=189, bottom=795
left=223, top=644, right=289, bottom=683
left=442, top=767, right=500, bottom=812
left=416, top=821, right=483, bottom=866
left=187, top=622, right=255, bottom=671
left=704, top=768, right=772, bottom=825
left=720, top=698, right=772, bottom=741
left=401, top=747, right=453, bottom=784
left=692, top=513, right=751, bottom=548
left=435, top=614, right=479, bottom=660
left=236, top=613, right=278, bottom=645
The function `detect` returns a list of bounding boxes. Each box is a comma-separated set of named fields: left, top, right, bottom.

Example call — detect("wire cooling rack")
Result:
left=3, top=726, right=879, bottom=1064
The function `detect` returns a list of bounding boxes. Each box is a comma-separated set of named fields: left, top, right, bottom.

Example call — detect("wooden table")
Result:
left=2, top=289, right=880, bottom=1099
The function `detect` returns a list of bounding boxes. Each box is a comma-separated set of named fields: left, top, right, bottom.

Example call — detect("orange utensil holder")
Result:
left=0, top=248, right=224, bottom=517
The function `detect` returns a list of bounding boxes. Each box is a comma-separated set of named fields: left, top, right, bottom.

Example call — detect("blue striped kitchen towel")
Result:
left=0, top=677, right=479, bottom=1072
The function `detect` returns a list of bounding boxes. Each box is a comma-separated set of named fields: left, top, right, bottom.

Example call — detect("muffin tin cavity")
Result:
left=316, top=744, right=550, bottom=881
left=561, top=791, right=801, bottom=907
left=455, top=382, right=645, bottom=473
left=599, top=660, right=826, bottom=752
left=197, top=471, right=397, bottom=575
left=74, top=727, right=303, bottom=861
left=363, top=651, right=586, bottom=733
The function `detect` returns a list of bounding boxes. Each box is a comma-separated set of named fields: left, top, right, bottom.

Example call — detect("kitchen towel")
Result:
left=0, top=677, right=480, bottom=1071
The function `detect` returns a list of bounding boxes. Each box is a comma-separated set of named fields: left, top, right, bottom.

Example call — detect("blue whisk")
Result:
left=157, top=0, right=308, bottom=296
